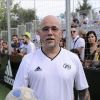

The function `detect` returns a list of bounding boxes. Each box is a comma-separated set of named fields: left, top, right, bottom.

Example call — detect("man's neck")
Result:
left=42, top=46, right=61, bottom=59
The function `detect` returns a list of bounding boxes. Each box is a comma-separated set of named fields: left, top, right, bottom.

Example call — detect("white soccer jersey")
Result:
left=13, top=48, right=88, bottom=100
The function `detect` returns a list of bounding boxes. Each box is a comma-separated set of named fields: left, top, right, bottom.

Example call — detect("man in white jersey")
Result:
left=13, top=15, right=90, bottom=100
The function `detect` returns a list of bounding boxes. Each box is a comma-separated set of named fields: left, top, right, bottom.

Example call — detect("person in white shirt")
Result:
left=71, top=26, right=85, bottom=61
left=13, top=15, right=90, bottom=100
left=22, top=32, right=36, bottom=54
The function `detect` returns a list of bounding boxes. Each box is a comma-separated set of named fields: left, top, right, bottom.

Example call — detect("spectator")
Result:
left=79, top=29, right=87, bottom=40
left=11, top=34, right=22, bottom=55
left=70, top=48, right=81, bottom=59
left=13, top=15, right=90, bottom=100
left=85, top=31, right=98, bottom=67
left=96, top=10, right=100, bottom=24
left=33, top=30, right=40, bottom=49
left=72, top=16, right=80, bottom=26
left=93, top=39, right=100, bottom=67
left=0, top=39, right=3, bottom=68
left=59, top=38, right=66, bottom=48
left=0, top=39, right=3, bottom=54
left=70, top=48, right=84, bottom=65
left=10, top=34, right=23, bottom=78
left=0, top=40, right=8, bottom=80
left=59, top=29, right=66, bottom=48
left=97, top=39, right=100, bottom=48
left=71, top=25, right=85, bottom=61
left=22, top=32, right=36, bottom=54
left=82, top=15, right=89, bottom=24
left=2, top=41, right=8, bottom=54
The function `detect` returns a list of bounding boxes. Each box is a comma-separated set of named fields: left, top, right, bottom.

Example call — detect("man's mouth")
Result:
left=46, top=38, right=54, bottom=41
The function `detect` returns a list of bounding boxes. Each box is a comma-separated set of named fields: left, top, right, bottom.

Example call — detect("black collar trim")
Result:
left=41, top=47, right=61, bottom=61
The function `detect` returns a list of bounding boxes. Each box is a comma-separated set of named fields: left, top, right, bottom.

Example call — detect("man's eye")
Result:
left=41, top=26, right=59, bottom=32
left=52, top=27, right=58, bottom=31
left=42, top=27, right=49, bottom=31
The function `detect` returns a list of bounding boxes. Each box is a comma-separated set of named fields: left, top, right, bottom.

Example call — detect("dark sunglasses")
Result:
left=71, top=31, right=76, bottom=33
left=41, top=26, right=60, bottom=32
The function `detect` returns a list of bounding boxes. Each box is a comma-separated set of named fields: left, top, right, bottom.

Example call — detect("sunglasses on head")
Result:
left=41, top=26, right=60, bottom=32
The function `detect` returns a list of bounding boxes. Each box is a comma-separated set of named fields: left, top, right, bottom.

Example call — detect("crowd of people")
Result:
left=0, top=32, right=36, bottom=78
left=0, top=32, right=36, bottom=56
left=0, top=14, right=100, bottom=100
left=70, top=25, right=100, bottom=68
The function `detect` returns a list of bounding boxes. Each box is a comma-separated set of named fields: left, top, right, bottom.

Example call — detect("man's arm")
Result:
left=78, top=88, right=90, bottom=100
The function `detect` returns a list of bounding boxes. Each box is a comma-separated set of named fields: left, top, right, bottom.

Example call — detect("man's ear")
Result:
left=60, top=30, right=63, bottom=38
left=37, top=30, right=41, bottom=36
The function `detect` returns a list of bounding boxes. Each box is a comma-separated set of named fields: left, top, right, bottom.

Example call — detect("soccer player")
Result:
left=13, top=15, right=90, bottom=100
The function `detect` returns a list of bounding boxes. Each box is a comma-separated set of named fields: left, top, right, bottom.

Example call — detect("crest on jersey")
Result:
left=63, top=63, right=71, bottom=70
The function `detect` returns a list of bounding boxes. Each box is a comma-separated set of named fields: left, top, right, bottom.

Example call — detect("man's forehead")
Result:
left=12, top=36, right=18, bottom=39
left=71, top=27, right=77, bottom=31
left=41, top=15, right=60, bottom=26
left=71, top=27, right=77, bottom=30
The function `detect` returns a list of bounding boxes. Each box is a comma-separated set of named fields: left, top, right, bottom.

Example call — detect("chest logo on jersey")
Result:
left=63, top=63, right=71, bottom=70
left=34, top=66, right=42, bottom=71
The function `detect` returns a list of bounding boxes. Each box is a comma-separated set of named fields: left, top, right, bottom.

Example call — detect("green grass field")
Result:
left=0, top=83, right=11, bottom=100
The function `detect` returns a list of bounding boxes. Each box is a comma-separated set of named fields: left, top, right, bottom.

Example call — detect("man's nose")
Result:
left=48, top=28, right=53, bottom=35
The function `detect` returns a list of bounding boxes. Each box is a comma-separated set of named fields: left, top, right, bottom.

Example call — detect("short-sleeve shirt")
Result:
left=24, top=41, right=36, bottom=54
left=13, top=48, right=88, bottom=100
left=71, top=35, right=85, bottom=61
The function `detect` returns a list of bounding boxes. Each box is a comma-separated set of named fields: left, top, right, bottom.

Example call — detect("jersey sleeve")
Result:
left=13, top=56, right=29, bottom=89
left=74, top=56, right=89, bottom=90
left=31, top=43, right=36, bottom=53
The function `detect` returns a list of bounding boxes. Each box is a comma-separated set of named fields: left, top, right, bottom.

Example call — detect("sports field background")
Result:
left=0, top=83, right=11, bottom=100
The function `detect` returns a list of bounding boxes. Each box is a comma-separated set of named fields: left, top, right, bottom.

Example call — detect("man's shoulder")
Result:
left=24, top=48, right=40, bottom=57
left=29, top=41, right=36, bottom=47
left=62, top=48, right=77, bottom=57
left=62, top=49, right=80, bottom=63
left=79, top=37, right=85, bottom=41
left=77, top=37, right=85, bottom=44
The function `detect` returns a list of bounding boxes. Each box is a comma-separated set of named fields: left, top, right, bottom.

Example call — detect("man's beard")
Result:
left=41, top=42, right=57, bottom=48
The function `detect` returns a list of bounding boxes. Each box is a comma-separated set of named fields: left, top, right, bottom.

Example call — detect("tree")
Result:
left=0, top=0, right=7, bottom=30
left=0, top=1, right=37, bottom=30
left=11, top=3, right=37, bottom=27
left=0, top=0, right=6, bottom=19
left=76, top=0, right=92, bottom=16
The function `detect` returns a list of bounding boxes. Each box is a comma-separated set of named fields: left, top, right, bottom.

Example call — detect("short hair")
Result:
left=71, top=23, right=78, bottom=28
left=2, top=41, right=7, bottom=44
left=12, top=34, right=18, bottom=38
